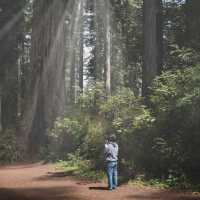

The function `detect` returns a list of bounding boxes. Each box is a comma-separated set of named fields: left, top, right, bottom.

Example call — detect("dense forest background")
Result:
left=0, top=0, right=200, bottom=187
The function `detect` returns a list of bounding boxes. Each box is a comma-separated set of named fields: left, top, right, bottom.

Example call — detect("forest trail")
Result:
left=0, top=163, right=199, bottom=200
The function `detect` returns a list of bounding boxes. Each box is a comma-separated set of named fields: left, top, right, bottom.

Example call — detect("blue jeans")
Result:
left=106, top=161, right=118, bottom=190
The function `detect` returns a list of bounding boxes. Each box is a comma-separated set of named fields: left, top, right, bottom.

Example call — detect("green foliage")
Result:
left=56, top=150, right=84, bottom=172
left=129, top=174, right=182, bottom=189
left=148, top=65, right=200, bottom=181
left=50, top=117, right=82, bottom=142
left=46, top=65, right=200, bottom=185
left=99, top=88, right=155, bottom=176
left=78, top=82, right=106, bottom=114
left=100, top=88, right=153, bottom=131
left=58, top=89, right=145, bottom=182
left=46, top=117, right=83, bottom=161
left=47, top=85, right=153, bottom=177
left=129, top=175, right=170, bottom=189
left=129, top=174, right=193, bottom=190
left=56, top=151, right=106, bottom=181
left=0, top=129, right=25, bottom=164
left=169, top=45, right=200, bottom=67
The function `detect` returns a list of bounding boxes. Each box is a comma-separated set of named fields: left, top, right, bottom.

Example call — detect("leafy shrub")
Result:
left=78, top=82, right=106, bottom=114
left=0, top=129, right=25, bottom=164
left=79, top=86, right=155, bottom=176
left=47, top=86, right=153, bottom=177
left=46, top=117, right=83, bottom=161
left=148, top=64, right=200, bottom=181
left=167, top=45, right=200, bottom=69
left=56, top=150, right=106, bottom=181
left=47, top=66, right=200, bottom=185
left=129, top=174, right=189, bottom=190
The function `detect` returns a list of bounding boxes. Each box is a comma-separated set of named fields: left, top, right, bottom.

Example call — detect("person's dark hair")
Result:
left=109, top=134, right=116, bottom=142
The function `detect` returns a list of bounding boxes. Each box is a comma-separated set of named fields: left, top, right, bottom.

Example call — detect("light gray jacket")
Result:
left=104, top=142, right=118, bottom=162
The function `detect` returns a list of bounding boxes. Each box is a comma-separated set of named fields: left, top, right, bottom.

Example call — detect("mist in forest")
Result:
left=1, top=0, right=200, bottom=187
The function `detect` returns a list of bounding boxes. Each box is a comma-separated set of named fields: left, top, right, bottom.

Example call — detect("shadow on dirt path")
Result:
left=0, top=186, right=85, bottom=200
left=0, top=163, right=199, bottom=200
left=89, top=186, right=108, bottom=190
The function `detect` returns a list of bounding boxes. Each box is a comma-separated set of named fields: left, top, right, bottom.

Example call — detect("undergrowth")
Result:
left=55, top=151, right=106, bottom=182
left=129, top=175, right=200, bottom=193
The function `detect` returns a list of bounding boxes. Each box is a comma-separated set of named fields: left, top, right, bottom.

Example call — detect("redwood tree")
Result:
left=27, top=0, right=68, bottom=153
left=142, top=0, right=163, bottom=98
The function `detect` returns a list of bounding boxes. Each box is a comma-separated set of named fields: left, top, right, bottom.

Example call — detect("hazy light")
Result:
left=0, top=9, right=24, bottom=40
left=25, top=1, right=72, bottom=137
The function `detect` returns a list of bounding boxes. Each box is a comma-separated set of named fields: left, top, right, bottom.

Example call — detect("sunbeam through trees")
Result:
left=1, top=0, right=200, bottom=192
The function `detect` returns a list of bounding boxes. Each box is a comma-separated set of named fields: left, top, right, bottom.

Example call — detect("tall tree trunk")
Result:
left=105, top=0, right=111, bottom=94
left=17, top=57, right=22, bottom=119
left=26, top=0, right=68, bottom=154
left=142, top=0, right=163, bottom=98
left=79, top=0, right=85, bottom=92
left=79, top=32, right=84, bottom=91
left=94, top=0, right=106, bottom=81
left=69, top=0, right=82, bottom=103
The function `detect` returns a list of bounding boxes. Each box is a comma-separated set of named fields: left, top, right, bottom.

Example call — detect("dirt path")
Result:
left=0, top=163, right=199, bottom=200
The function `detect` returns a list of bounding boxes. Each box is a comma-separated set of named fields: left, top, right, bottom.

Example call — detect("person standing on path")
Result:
left=104, top=134, right=119, bottom=191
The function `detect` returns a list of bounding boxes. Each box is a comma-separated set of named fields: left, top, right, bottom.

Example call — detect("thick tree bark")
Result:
left=105, top=0, right=111, bottom=94
left=94, top=0, right=106, bottom=81
left=79, top=0, right=85, bottom=92
left=79, top=32, right=84, bottom=91
left=26, top=0, right=68, bottom=154
left=69, top=0, right=82, bottom=103
left=94, top=0, right=112, bottom=93
left=142, top=0, right=163, bottom=98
